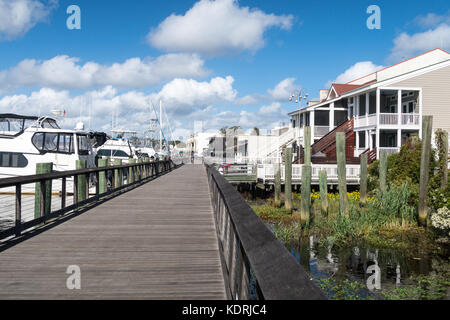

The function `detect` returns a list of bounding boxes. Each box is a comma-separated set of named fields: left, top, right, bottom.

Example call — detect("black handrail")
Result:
left=206, top=164, right=326, bottom=300
left=0, top=159, right=178, bottom=241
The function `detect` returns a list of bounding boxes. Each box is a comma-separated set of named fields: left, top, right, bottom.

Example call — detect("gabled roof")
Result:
left=332, top=83, right=365, bottom=96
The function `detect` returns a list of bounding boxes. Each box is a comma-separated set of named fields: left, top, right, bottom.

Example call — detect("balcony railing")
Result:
left=314, top=126, right=329, bottom=137
left=355, top=113, right=420, bottom=127
left=401, top=113, right=420, bottom=125
left=379, top=113, right=398, bottom=125
left=355, top=114, right=377, bottom=127
left=379, top=147, right=400, bottom=155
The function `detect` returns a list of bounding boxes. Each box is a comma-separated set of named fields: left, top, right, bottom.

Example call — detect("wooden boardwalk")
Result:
left=0, top=165, right=227, bottom=300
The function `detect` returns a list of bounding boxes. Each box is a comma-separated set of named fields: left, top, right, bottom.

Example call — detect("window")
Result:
left=32, top=133, right=45, bottom=150
left=0, top=152, right=28, bottom=168
left=58, top=134, right=74, bottom=153
left=43, top=133, right=58, bottom=152
left=359, top=132, right=366, bottom=149
left=32, top=132, right=75, bottom=154
left=97, top=149, right=130, bottom=158
left=77, top=135, right=90, bottom=155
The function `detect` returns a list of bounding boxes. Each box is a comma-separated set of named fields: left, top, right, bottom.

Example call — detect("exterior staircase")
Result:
left=295, top=118, right=359, bottom=164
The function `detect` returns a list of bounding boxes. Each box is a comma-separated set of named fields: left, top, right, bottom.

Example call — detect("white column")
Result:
left=369, top=131, right=373, bottom=150
left=376, top=89, right=381, bottom=159
left=398, top=90, right=402, bottom=126
left=310, top=111, right=315, bottom=145
left=397, top=128, right=402, bottom=149
left=329, top=102, right=335, bottom=130
left=365, top=130, right=369, bottom=150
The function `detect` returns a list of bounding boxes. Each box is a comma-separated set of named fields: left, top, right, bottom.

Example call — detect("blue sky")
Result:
left=0, top=0, right=449, bottom=140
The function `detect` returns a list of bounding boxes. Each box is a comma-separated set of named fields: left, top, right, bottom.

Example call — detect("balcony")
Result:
left=354, top=113, right=420, bottom=128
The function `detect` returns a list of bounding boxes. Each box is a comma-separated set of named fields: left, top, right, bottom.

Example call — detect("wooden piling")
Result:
left=285, top=148, right=293, bottom=211
left=34, top=163, right=52, bottom=219
left=76, top=160, right=87, bottom=202
left=275, top=163, right=281, bottom=206
left=319, top=170, right=328, bottom=217
left=137, top=158, right=143, bottom=181
left=379, top=151, right=388, bottom=194
left=129, top=158, right=136, bottom=184
left=98, top=158, right=108, bottom=194
left=301, top=126, right=312, bottom=222
left=419, top=116, right=433, bottom=226
left=300, top=165, right=311, bottom=223
left=360, top=153, right=368, bottom=204
left=336, top=132, right=348, bottom=216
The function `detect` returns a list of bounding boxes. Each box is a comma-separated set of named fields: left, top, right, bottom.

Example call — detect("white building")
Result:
left=288, top=48, right=450, bottom=161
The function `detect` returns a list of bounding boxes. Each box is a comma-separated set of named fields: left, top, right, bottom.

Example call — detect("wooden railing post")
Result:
left=34, top=162, right=52, bottom=219
left=419, top=116, right=433, bottom=226
left=336, top=132, right=348, bottom=216
left=98, top=158, right=108, bottom=194
left=76, top=160, right=87, bottom=202
left=360, top=153, right=368, bottom=204
left=114, top=159, right=122, bottom=188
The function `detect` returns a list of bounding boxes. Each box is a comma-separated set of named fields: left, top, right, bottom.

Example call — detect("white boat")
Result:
left=0, top=113, right=96, bottom=179
left=94, top=129, right=139, bottom=164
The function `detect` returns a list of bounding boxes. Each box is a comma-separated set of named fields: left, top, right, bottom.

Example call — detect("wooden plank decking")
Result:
left=0, top=165, right=227, bottom=300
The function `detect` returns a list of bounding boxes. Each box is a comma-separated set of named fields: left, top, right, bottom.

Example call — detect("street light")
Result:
left=289, top=89, right=309, bottom=108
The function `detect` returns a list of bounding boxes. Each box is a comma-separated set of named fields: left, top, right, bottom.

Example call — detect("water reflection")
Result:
left=287, top=236, right=449, bottom=298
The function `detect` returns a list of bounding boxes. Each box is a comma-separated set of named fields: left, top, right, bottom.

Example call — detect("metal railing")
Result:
left=206, top=164, right=326, bottom=300
left=0, top=159, right=176, bottom=241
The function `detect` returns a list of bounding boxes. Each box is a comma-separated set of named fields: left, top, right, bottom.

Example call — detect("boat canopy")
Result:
left=0, top=114, right=60, bottom=136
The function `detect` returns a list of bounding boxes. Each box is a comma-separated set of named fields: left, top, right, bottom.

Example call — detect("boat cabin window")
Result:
left=0, top=152, right=28, bottom=168
left=40, top=118, right=60, bottom=129
left=97, top=149, right=130, bottom=158
left=77, top=135, right=90, bottom=155
left=32, top=132, right=75, bottom=154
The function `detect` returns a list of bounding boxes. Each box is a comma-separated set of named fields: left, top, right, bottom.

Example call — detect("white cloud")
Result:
left=388, top=23, right=450, bottom=62
left=0, top=84, right=289, bottom=140
left=326, top=61, right=384, bottom=87
left=147, top=0, right=293, bottom=56
left=0, top=0, right=57, bottom=40
left=268, top=78, right=301, bottom=101
left=412, top=12, right=450, bottom=28
left=150, top=76, right=238, bottom=114
left=0, top=54, right=209, bottom=92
